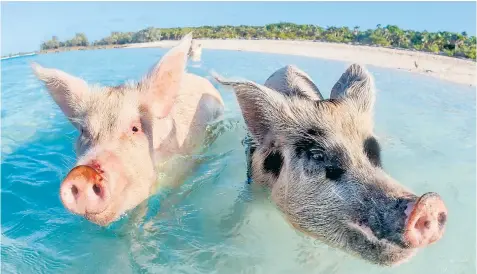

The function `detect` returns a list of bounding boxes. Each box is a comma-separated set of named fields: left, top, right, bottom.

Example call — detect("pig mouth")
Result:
left=349, top=221, right=410, bottom=248
left=347, top=221, right=417, bottom=266
left=83, top=207, right=116, bottom=226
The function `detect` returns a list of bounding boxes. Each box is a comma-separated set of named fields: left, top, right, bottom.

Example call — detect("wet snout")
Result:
left=404, top=192, right=447, bottom=248
left=60, top=165, right=110, bottom=215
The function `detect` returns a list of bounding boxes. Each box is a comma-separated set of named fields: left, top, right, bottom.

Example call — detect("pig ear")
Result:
left=264, top=65, right=323, bottom=100
left=140, top=32, right=193, bottom=118
left=330, top=64, right=375, bottom=112
left=213, top=74, right=287, bottom=144
left=31, top=62, right=89, bottom=122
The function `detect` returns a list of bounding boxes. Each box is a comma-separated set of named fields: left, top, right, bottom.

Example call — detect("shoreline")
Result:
left=35, top=40, right=477, bottom=86
left=1, top=52, right=37, bottom=60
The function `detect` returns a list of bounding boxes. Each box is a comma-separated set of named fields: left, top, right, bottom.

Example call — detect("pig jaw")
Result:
left=271, top=175, right=447, bottom=266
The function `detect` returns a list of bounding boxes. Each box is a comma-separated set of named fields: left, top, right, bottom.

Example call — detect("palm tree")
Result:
left=421, top=31, right=430, bottom=48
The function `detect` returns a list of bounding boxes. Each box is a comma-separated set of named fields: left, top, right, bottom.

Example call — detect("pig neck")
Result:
left=151, top=135, right=198, bottom=192
left=149, top=113, right=197, bottom=190
left=151, top=115, right=181, bottom=163
left=148, top=72, right=225, bottom=189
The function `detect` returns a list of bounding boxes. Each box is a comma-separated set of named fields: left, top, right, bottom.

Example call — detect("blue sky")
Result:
left=1, top=1, right=476, bottom=55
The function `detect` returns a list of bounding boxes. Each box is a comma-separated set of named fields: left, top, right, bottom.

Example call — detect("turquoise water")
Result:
left=1, top=49, right=475, bottom=273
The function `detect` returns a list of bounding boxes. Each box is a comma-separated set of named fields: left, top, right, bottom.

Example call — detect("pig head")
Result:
left=32, top=33, right=224, bottom=226
left=214, top=64, right=447, bottom=266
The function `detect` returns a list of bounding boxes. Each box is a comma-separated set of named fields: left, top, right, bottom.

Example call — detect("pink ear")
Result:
left=31, top=62, right=89, bottom=127
left=141, top=33, right=193, bottom=118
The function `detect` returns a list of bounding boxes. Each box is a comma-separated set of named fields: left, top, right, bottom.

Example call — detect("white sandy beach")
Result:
left=127, top=39, right=476, bottom=86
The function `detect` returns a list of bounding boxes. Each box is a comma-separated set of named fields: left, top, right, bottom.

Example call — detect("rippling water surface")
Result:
left=1, top=49, right=475, bottom=273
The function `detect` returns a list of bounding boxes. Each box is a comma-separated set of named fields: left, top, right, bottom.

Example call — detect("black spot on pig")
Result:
left=364, top=137, right=381, bottom=167
left=326, top=166, right=345, bottom=180
left=263, top=150, right=283, bottom=177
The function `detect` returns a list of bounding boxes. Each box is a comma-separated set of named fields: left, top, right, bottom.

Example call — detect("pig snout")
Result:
left=60, top=165, right=110, bottom=215
left=404, top=192, right=447, bottom=248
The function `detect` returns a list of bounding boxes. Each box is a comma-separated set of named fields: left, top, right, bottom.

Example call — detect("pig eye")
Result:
left=310, top=148, right=325, bottom=162
left=132, top=126, right=139, bottom=132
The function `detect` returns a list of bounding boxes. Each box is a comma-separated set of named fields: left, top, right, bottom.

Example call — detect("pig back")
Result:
left=151, top=73, right=224, bottom=188
left=158, top=73, right=224, bottom=158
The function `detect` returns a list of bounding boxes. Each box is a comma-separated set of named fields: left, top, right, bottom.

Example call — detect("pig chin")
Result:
left=345, top=222, right=418, bottom=266
left=83, top=205, right=119, bottom=227
left=288, top=220, right=418, bottom=266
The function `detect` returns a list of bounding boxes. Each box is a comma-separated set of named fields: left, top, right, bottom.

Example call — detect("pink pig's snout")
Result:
left=60, top=165, right=111, bottom=215
left=404, top=192, right=447, bottom=248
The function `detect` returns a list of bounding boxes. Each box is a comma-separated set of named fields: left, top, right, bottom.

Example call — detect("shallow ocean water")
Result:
left=1, top=48, right=475, bottom=274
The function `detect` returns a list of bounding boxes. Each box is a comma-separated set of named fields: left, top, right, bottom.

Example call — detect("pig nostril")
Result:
left=423, top=220, right=431, bottom=229
left=92, top=184, right=102, bottom=197
left=71, top=185, right=79, bottom=196
left=415, top=216, right=431, bottom=231
left=438, top=212, right=447, bottom=228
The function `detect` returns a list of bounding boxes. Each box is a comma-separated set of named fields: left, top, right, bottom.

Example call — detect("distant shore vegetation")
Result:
left=22, top=23, right=477, bottom=60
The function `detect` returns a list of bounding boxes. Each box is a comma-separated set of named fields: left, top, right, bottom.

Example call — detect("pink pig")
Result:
left=32, top=33, right=224, bottom=226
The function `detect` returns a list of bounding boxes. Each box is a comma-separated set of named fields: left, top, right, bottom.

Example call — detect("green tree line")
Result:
left=41, top=33, right=89, bottom=49
left=40, top=23, right=476, bottom=59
